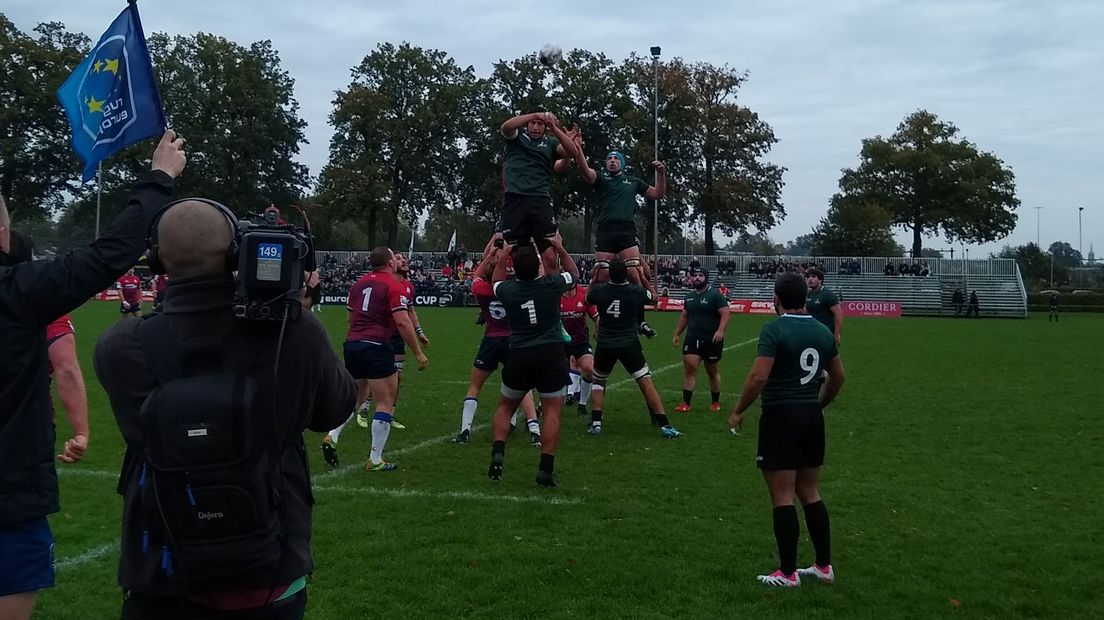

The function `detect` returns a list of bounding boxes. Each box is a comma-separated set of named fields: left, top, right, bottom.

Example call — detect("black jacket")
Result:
left=94, top=273, right=355, bottom=594
left=0, top=171, right=174, bottom=528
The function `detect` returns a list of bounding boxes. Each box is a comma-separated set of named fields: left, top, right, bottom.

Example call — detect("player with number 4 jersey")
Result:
left=454, top=238, right=540, bottom=446
left=585, top=259, right=681, bottom=438
left=728, top=272, right=845, bottom=589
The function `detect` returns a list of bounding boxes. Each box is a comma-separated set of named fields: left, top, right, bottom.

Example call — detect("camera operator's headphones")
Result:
left=146, top=198, right=241, bottom=275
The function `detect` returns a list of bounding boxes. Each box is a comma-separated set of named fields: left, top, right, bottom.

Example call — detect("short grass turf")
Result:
left=35, top=304, right=1104, bottom=619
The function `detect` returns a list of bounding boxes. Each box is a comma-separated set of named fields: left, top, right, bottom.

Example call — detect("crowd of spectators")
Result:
left=748, top=259, right=828, bottom=279
left=883, top=261, right=931, bottom=277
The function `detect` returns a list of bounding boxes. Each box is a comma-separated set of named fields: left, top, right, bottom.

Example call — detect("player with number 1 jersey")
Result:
left=454, top=239, right=541, bottom=445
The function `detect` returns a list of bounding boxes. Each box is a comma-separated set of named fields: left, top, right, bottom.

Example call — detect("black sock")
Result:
left=682, top=389, right=693, bottom=404
left=711, top=391, right=720, bottom=404
left=802, top=500, right=831, bottom=568
left=539, top=453, right=555, bottom=474
left=591, top=410, right=603, bottom=425
left=492, top=440, right=505, bottom=457
left=654, top=413, right=670, bottom=427
left=772, top=505, right=799, bottom=576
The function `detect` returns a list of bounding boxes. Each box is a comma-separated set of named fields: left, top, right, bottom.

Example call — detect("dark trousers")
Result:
left=121, top=589, right=306, bottom=620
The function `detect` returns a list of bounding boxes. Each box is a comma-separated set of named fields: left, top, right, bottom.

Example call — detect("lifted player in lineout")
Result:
left=488, top=236, right=578, bottom=487
left=585, top=259, right=682, bottom=438
left=455, top=239, right=541, bottom=446
left=498, top=108, right=580, bottom=274
left=672, top=269, right=731, bottom=412
left=729, top=272, right=845, bottom=588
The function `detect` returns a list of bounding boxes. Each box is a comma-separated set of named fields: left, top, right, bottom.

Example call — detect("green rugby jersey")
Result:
left=494, top=272, right=575, bottom=349
left=806, top=285, right=840, bottom=331
left=586, top=282, right=653, bottom=348
left=757, top=314, right=838, bottom=407
left=503, top=132, right=560, bottom=196
left=683, top=287, right=728, bottom=340
left=594, top=172, right=648, bottom=226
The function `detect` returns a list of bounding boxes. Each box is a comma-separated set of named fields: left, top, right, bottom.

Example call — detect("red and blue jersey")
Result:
left=560, top=285, right=597, bottom=345
left=118, top=274, right=142, bottom=303
left=346, top=271, right=409, bottom=343
left=472, top=278, right=510, bottom=338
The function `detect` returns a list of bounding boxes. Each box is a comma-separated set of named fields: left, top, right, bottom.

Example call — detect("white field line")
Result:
left=55, top=540, right=118, bottom=571
left=313, top=484, right=583, bottom=506
left=53, top=337, right=755, bottom=570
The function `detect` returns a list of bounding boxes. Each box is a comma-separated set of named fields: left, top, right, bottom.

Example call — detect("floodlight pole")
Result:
left=1078, top=206, right=1084, bottom=262
left=651, top=45, right=661, bottom=289
left=1033, top=206, right=1043, bottom=248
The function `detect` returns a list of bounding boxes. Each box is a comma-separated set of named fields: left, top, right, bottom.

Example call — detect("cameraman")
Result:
left=94, top=199, right=355, bottom=619
left=0, top=131, right=184, bottom=620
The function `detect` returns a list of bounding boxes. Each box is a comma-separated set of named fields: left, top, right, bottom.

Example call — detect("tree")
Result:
left=59, top=32, right=311, bottom=238
left=784, top=233, right=817, bottom=256
left=812, top=198, right=901, bottom=257
left=634, top=60, right=784, bottom=255
left=0, top=16, right=88, bottom=219
left=1047, top=241, right=1082, bottom=268
left=836, top=110, right=1019, bottom=257
left=996, top=243, right=1067, bottom=288
left=321, top=42, right=476, bottom=248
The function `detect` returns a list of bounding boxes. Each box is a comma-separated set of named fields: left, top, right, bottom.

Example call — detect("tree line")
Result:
left=2, top=14, right=1025, bottom=258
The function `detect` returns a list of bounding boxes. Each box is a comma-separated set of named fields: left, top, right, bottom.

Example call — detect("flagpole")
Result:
left=95, top=162, right=102, bottom=239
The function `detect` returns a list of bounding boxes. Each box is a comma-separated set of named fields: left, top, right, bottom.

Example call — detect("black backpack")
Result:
left=134, top=314, right=286, bottom=584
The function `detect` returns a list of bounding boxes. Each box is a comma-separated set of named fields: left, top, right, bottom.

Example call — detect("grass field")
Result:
left=33, top=304, right=1104, bottom=619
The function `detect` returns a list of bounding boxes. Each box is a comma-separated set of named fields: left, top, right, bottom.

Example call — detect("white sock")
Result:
left=370, top=413, right=392, bottom=465
left=510, top=411, right=519, bottom=427
left=579, top=378, right=593, bottom=406
left=527, top=418, right=541, bottom=435
left=328, top=411, right=355, bottom=444
left=461, top=398, right=478, bottom=432
left=569, top=371, right=581, bottom=396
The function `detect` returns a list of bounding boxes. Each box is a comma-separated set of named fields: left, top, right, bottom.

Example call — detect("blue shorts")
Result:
left=473, top=336, right=509, bottom=372
left=344, top=341, right=397, bottom=380
left=0, top=517, right=55, bottom=596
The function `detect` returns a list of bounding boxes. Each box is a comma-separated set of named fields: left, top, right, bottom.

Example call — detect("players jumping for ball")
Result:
left=672, top=269, right=731, bottom=412
left=728, top=272, right=845, bottom=588
left=585, top=259, right=682, bottom=438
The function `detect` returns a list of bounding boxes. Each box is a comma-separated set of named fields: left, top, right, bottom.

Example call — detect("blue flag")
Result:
left=57, top=2, right=165, bottom=182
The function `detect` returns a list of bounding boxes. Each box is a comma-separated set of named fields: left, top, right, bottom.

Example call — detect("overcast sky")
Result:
left=7, top=0, right=1102, bottom=259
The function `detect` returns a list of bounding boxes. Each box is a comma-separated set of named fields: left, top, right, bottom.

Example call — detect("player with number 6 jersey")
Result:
left=453, top=239, right=541, bottom=446
left=728, top=272, right=845, bottom=589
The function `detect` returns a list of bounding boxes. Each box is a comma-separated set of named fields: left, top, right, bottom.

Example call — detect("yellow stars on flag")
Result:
left=92, top=57, right=120, bottom=76
left=85, top=95, right=105, bottom=114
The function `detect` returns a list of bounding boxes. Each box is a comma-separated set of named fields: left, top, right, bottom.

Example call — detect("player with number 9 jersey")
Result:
left=757, top=315, right=838, bottom=408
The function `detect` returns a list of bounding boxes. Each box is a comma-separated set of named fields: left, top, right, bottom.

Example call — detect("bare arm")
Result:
left=500, top=112, right=541, bottom=138
left=729, top=356, right=775, bottom=430
left=819, top=356, right=845, bottom=408
left=49, top=334, right=88, bottom=463
left=409, top=306, right=430, bottom=347
left=547, top=118, right=580, bottom=161
left=643, top=161, right=667, bottom=199
left=492, top=244, right=514, bottom=283
left=831, top=304, right=843, bottom=344
left=713, top=305, right=731, bottom=343
left=548, top=235, right=579, bottom=281
left=393, top=310, right=427, bottom=370
left=476, top=247, right=500, bottom=280
left=671, top=310, right=689, bottom=347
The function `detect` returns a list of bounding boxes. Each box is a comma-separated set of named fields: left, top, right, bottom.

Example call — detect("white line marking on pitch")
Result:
left=312, top=423, right=487, bottom=483
left=57, top=468, right=117, bottom=479
left=314, top=484, right=582, bottom=506
left=55, top=540, right=118, bottom=571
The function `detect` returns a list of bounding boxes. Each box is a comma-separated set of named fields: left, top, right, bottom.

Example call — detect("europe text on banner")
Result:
left=56, top=2, right=165, bottom=181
